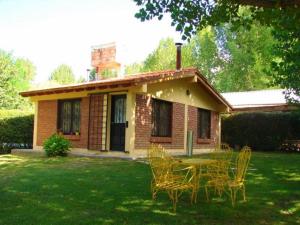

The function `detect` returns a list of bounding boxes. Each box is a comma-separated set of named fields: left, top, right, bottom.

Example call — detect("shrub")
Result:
left=43, top=134, right=71, bottom=157
left=0, top=109, right=33, bottom=154
left=222, top=111, right=300, bottom=151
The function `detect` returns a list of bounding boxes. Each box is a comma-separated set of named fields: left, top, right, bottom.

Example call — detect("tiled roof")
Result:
left=20, top=67, right=231, bottom=109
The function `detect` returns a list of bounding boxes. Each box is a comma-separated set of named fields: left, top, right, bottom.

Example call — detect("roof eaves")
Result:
left=194, top=70, right=232, bottom=110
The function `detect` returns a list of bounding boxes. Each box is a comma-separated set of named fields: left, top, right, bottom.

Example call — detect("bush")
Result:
left=0, top=109, right=33, bottom=154
left=222, top=111, right=300, bottom=151
left=43, top=134, right=71, bottom=157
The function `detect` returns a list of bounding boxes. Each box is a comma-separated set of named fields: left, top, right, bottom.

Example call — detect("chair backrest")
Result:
left=235, top=146, right=252, bottom=183
left=148, top=144, right=171, bottom=183
left=212, top=143, right=233, bottom=162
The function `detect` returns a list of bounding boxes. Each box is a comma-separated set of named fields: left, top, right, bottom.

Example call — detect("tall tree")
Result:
left=0, top=50, right=36, bottom=109
left=187, top=26, right=221, bottom=86
left=216, top=22, right=275, bottom=92
left=49, top=64, right=75, bottom=85
left=124, top=62, right=144, bottom=75
left=125, top=24, right=275, bottom=92
left=143, top=38, right=176, bottom=72
left=134, top=0, right=300, bottom=101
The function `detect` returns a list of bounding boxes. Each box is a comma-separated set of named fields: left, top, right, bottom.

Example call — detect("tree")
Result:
left=49, top=64, right=75, bottom=85
left=77, top=75, right=86, bottom=83
left=187, top=26, right=222, bottom=86
left=125, top=62, right=144, bottom=75
left=125, top=24, right=274, bottom=92
left=143, top=38, right=176, bottom=72
left=133, top=0, right=300, bottom=102
left=0, top=51, right=15, bottom=109
left=89, top=68, right=97, bottom=81
left=0, top=50, right=36, bottom=109
left=216, top=22, right=276, bottom=92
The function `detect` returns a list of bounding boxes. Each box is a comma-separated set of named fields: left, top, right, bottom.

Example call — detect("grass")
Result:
left=0, top=152, right=299, bottom=225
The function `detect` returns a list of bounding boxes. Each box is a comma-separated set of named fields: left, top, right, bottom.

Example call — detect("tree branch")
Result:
left=231, top=0, right=300, bottom=8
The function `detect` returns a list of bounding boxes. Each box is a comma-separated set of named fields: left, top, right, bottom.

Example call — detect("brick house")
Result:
left=20, top=43, right=232, bottom=157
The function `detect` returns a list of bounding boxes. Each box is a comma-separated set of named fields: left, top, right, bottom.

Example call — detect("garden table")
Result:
left=177, top=158, right=218, bottom=202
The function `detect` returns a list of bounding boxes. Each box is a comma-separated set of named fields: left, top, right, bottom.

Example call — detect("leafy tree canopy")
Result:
left=125, top=23, right=276, bottom=92
left=49, top=64, right=75, bottom=85
left=0, top=50, right=36, bottom=109
left=134, top=0, right=300, bottom=102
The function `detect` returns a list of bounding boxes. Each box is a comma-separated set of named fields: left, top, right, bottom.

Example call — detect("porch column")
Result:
left=183, top=104, right=188, bottom=152
left=125, top=90, right=136, bottom=152
left=33, top=101, right=38, bottom=149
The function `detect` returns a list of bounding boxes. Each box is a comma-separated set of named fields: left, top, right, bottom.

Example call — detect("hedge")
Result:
left=0, top=109, right=34, bottom=154
left=222, top=111, right=300, bottom=151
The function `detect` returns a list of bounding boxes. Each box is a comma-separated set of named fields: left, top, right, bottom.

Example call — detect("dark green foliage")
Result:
left=270, top=8, right=300, bottom=103
left=43, top=134, right=71, bottom=157
left=0, top=110, right=33, bottom=154
left=89, top=68, right=97, bottom=81
left=222, top=112, right=300, bottom=151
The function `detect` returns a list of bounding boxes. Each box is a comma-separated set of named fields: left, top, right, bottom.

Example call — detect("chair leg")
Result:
left=242, top=185, right=246, bottom=201
left=205, top=186, right=210, bottom=202
left=192, top=187, right=198, bottom=204
left=152, top=189, right=157, bottom=200
left=171, top=190, right=178, bottom=212
left=230, top=187, right=237, bottom=207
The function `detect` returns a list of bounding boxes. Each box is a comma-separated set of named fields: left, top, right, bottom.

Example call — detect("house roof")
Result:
left=221, top=89, right=293, bottom=111
left=20, top=67, right=231, bottom=109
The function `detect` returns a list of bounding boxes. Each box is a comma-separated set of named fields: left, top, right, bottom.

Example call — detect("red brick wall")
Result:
left=171, top=102, right=185, bottom=148
left=134, top=94, right=185, bottom=149
left=135, top=94, right=152, bottom=149
left=36, top=97, right=89, bottom=149
left=187, top=105, right=219, bottom=149
left=36, top=100, right=57, bottom=146
left=91, top=45, right=116, bottom=68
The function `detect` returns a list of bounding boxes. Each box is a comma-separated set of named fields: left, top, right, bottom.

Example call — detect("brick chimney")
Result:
left=91, top=42, right=121, bottom=80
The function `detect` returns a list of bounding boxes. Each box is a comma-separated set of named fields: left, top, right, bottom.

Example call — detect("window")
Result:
left=198, top=108, right=211, bottom=139
left=151, top=99, right=172, bottom=137
left=58, top=99, right=81, bottom=135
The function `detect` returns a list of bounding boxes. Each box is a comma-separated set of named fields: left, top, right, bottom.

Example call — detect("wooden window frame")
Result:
left=197, top=108, right=211, bottom=143
left=151, top=99, right=172, bottom=141
left=57, top=99, right=81, bottom=135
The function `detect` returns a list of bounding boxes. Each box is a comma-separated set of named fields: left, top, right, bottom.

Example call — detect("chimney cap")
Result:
left=91, top=42, right=116, bottom=50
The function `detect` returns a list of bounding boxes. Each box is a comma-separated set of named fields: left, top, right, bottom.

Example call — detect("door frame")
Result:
left=106, top=92, right=127, bottom=151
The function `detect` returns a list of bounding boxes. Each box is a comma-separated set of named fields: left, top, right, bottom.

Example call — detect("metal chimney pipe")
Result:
left=175, top=42, right=182, bottom=70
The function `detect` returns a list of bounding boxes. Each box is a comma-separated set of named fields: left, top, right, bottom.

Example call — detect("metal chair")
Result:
left=147, top=144, right=197, bottom=211
left=205, top=146, right=252, bottom=206
left=203, top=143, right=233, bottom=182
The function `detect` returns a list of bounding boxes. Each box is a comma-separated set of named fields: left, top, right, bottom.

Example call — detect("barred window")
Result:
left=151, top=99, right=172, bottom=137
left=198, top=108, right=211, bottom=139
left=58, top=99, right=81, bottom=135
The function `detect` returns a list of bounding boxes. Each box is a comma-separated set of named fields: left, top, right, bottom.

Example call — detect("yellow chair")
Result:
left=205, top=146, right=252, bottom=206
left=227, top=146, right=251, bottom=206
left=147, top=144, right=197, bottom=211
left=203, top=143, right=233, bottom=182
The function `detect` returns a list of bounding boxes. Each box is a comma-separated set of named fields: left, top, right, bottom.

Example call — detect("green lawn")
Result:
left=0, top=152, right=299, bottom=225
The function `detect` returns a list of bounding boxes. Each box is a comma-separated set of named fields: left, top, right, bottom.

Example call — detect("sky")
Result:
left=0, top=0, right=182, bottom=82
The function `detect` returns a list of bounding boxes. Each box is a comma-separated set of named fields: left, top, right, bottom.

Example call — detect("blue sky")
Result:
left=0, top=0, right=181, bottom=82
